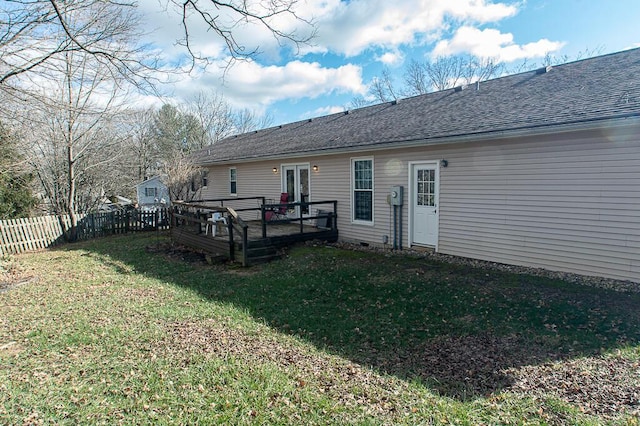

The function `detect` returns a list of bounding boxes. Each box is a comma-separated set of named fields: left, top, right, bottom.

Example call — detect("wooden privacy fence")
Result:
left=0, top=208, right=169, bottom=256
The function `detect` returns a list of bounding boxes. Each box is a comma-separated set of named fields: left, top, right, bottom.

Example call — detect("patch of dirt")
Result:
left=145, top=243, right=211, bottom=265
left=0, top=341, right=25, bottom=357
left=0, top=257, right=37, bottom=294
left=145, top=243, right=263, bottom=275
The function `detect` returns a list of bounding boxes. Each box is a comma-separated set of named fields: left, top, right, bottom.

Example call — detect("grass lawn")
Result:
left=1, top=232, right=639, bottom=425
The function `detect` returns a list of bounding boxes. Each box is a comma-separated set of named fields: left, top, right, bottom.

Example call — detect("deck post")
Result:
left=299, top=206, right=304, bottom=234
left=332, top=201, right=338, bottom=231
left=242, top=226, right=248, bottom=267
left=261, top=205, right=267, bottom=238
left=228, top=219, right=235, bottom=261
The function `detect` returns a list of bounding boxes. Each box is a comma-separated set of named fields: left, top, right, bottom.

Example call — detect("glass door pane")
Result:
left=281, top=165, right=311, bottom=217
left=299, top=167, right=309, bottom=214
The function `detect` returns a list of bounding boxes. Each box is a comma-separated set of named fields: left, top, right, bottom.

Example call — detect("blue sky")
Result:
left=142, top=0, right=640, bottom=127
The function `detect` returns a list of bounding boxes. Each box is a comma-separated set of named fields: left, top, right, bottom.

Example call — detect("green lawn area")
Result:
left=1, top=233, right=639, bottom=425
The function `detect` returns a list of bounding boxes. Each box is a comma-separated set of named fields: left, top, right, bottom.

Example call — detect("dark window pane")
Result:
left=354, top=160, right=372, bottom=190
left=354, top=191, right=372, bottom=221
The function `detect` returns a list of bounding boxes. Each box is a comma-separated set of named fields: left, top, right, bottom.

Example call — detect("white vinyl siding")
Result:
left=136, top=176, right=170, bottom=206
left=435, top=128, right=640, bottom=282
left=199, top=122, right=640, bottom=282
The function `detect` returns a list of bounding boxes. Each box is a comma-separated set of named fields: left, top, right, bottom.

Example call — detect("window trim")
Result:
left=350, top=157, right=374, bottom=225
left=145, top=187, right=158, bottom=197
left=202, top=170, right=208, bottom=188
left=229, top=167, right=237, bottom=195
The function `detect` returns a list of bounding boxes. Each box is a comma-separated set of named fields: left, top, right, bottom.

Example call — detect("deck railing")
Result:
left=171, top=198, right=338, bottom=266
left=171, top=201, right=250, bottom=265
left=259, top=200, right=338, bottom=238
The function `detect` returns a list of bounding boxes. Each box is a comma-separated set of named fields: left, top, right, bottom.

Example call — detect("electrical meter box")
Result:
left=390, top=186, right=403, bottom=205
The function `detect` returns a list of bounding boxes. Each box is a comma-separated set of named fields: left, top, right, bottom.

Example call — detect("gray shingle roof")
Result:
left=197, top=48, right=640, bottom=165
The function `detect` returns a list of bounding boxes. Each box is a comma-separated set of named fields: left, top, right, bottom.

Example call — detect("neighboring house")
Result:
left=136, top=176, right=170, bottom=207
left=194, top=48, right=640, bottom=282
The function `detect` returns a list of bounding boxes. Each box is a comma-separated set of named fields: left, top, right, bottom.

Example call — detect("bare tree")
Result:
left=423, top=56, right=468, bottom=91
left=369, top=68, right=398, bottom=103
left=348, top=95, right=372, bottom=109
left=119, top=107, right=160, bottom=184
left=0, top=0, right=156, bottom=93
left=1, top=0, right=314, bottom=90
left=403, top=59, right=430, bottom=96
left=169, top=0, right=316, bottom=69
left=509, top=46, right=605, bottom=75
left=160, top=155, right=202, bottom=202
left=233, top=108, right=273, bottom=134
left=186, top=91, right=235, bottom=146
left=461, top=56, right=503, bottom=85
left=372, top=55, right=505, bottom=100
left=21, top=40, right=131, bottom=240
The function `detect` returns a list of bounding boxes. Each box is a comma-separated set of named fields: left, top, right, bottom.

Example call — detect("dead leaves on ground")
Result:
left=159, top=320, right=640, bottom=419
left=159, top=320, right=426, bottom=417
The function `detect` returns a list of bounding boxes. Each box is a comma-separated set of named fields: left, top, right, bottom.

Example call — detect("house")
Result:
left=136, top=176, right=170, bottom=208
left=193, top=48, right=640, bottom=282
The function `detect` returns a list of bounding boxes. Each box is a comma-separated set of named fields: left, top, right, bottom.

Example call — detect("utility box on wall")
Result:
left=390, top=186, right=403, bottom=206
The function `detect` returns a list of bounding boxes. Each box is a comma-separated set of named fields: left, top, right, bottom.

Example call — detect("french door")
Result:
left=282, top=164, right=310, bottom=217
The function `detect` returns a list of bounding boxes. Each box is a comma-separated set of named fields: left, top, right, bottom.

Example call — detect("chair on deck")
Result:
left=206, top=212, right=227, bottom=236
left=266, top=192, right=289, bottom=221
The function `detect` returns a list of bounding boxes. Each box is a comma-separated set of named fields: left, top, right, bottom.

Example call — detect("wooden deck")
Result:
left=170, top=199, right=338, bottom=266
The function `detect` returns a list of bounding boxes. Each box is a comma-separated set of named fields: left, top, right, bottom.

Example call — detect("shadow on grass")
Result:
left=74, top=234, right=640, bottom=400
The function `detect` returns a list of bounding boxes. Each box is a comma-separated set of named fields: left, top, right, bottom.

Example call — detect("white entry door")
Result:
left=282, top=164, right=310, bottom=217
left=411, top=163, right=439, bottom=247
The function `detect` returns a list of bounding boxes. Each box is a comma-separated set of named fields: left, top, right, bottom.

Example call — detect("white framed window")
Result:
left=229, top=167, right=237, bottom=195
left=145, top=187, right=157, bottom=197
left=351, top=157, right=373, bottom=223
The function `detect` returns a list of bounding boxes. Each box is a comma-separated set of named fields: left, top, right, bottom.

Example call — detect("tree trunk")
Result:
left=66, top=53, right=78, bottom=242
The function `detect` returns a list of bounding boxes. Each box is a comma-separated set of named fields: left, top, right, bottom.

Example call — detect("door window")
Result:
left=416, top=169, right=435, bottom=207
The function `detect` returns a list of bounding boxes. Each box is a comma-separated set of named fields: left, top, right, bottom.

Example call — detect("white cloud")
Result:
left=171, top=60, right=366, bottom=109
left=376, top=51, right=404, bottom=65
left=302, top=0, right=518, bottom=57
left=432, top=26, right=565, bottom=61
